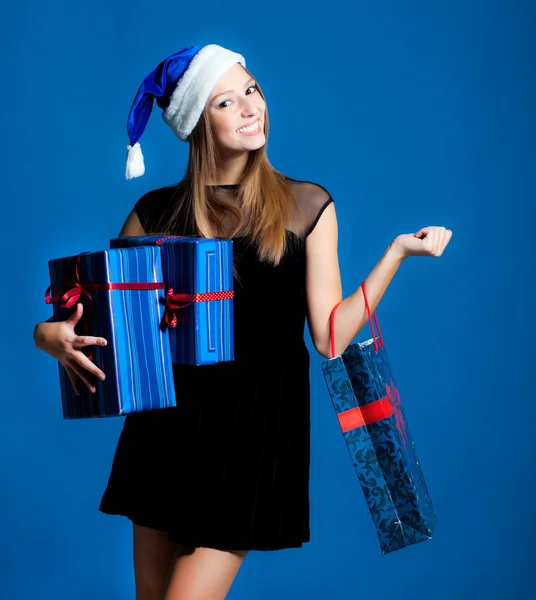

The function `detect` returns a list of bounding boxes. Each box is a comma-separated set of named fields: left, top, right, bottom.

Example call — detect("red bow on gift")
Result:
left=45, top=253, right=94, bottom=310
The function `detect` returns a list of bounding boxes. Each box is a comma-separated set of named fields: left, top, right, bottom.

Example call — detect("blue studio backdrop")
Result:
left=2, top=0, right=535, bottom=598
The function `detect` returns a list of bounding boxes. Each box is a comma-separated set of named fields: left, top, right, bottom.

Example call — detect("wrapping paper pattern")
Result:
left=110, top=236, right=234, bottom=365
left=321, top=338, right=436, bottom=555
left=47, top=247, right=176, bottom=418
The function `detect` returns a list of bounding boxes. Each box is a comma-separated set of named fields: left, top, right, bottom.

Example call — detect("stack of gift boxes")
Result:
left=45, top=235, right=235, bottom=419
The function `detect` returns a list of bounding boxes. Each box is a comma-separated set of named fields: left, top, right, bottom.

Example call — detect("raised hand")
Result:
left=392, top=226, right=453, bottom=259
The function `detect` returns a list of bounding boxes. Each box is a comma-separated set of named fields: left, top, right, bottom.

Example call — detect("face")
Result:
left=205, top=64, right=266, bottom=154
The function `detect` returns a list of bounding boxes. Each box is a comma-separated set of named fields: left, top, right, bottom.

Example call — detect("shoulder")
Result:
left=134, top=183, right=180, bottom=212
left=134, top=182, right=181, bottom=227
left=284, top=176, right=334, bottom=202
left=283, top=176, right=335, bottom=238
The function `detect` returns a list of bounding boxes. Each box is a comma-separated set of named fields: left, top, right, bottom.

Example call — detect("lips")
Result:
left=236, top=118, right=261, bottom=133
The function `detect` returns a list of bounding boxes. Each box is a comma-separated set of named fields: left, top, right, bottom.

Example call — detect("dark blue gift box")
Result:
left=46, top=247, right=176, bottom=419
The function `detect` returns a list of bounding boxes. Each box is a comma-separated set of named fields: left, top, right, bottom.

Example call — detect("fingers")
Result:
left=74, top=335, right=108, bottom=349
left=71, top=350, right=106, bottom=382
left=422, top=226, right=452, bottom=256
left=436, top=227, right=452, bottom=255
left=64, top=364, right=81, bottom=396
left=439, top=228, right=449, bottom=253
left=431, top=228, right=443, bottom=256
left=69, top=360, right=97, bottom=394
left=414, top=227, right=432, bottom=238
left=67, top=302, right=84, bottom=326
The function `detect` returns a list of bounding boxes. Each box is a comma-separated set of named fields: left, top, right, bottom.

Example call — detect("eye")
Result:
left=218, top=84, right=258, bottom=108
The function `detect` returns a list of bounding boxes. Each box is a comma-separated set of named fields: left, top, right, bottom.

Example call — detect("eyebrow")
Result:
left=212, top=78, right=256, bottom=102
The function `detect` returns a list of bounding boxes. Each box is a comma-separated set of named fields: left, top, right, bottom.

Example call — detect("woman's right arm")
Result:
left=34, top=208, right=146, bottom=394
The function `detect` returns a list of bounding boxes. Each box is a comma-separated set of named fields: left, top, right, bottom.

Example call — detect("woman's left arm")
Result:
left=305, top=202, right=452, bottom=358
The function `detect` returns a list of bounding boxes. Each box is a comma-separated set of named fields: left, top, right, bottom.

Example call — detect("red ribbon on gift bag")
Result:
left=329, top=281, right=406, bottom=446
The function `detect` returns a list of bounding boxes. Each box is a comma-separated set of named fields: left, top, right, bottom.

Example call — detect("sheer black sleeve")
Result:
left=285, top=179, right=335, bottom=239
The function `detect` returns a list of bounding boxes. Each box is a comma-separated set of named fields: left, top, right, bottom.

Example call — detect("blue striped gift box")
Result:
left=47, top=246, right=176, bottom=419
left=110, top=236, right=234, bottom=366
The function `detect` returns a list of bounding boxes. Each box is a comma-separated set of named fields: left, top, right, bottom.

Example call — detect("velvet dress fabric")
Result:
left=99, top=177, right=334, bottom=551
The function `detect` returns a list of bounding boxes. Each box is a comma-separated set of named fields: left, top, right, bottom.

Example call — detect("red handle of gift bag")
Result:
left=329, top=281, right=385, bottom=359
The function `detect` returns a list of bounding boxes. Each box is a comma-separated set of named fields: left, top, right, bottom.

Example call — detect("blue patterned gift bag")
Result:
left=110, top=235, right=234, bottom=366
left=45, top=247, right=176, bottom=419
left=320, top=281, right=436, bottom=555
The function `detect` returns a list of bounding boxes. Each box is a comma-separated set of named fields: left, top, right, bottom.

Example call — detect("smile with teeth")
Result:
left=236, top=120, right=261, bottom=135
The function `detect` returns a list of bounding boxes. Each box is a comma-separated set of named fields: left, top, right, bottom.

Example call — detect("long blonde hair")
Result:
left=152, top=69, right=305, bottom=267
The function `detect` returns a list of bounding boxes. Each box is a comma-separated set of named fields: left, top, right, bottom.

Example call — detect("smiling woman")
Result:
left=99, top=43, right=336, bottom=600
left=33, top=41, right=452, bottom=600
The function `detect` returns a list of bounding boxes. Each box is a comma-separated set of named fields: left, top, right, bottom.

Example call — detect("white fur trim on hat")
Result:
left=162, top=44, right=246, bottom=141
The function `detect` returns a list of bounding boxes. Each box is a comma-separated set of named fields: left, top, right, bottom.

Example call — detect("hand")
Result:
left=34, top=303, right=108, bottom=395
left=392, top=226, right=453, bottom=259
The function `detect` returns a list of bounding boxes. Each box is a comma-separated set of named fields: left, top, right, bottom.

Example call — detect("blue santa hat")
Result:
left=125, top=44, right=246, bottom=179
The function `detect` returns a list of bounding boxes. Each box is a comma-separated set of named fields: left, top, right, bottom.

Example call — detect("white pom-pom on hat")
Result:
left=125, top=142, right=145, bottom=180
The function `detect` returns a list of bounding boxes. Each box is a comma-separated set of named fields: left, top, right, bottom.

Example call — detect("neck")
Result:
left=208, top=149, right=249, bottom=186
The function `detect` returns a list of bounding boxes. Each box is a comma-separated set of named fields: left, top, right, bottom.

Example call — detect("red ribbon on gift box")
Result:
left=162, top=288, right=234, bottom=328
left=155, top=235, right=185, bottom=245
left=45, top=253, right=165, bottom=360
left=149, top=236, right=235, bottom=329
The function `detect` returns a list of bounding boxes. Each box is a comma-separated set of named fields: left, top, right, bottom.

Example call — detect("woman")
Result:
left=34, top=44, right=452, bottom=599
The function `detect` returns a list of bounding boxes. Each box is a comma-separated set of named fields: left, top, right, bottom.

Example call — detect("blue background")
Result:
left=2, top=0, right=534, bottom=598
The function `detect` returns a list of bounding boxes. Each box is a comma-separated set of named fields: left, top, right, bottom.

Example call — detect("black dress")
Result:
left=99, top=177, right=334, bottom=551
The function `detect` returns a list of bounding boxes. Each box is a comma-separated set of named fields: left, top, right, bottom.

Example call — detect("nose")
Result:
left=240, top=97, right=260, bottom=118
left=241, top=108, right=261, bottom=123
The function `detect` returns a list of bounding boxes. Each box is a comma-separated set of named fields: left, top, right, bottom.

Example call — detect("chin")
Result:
left=218, top=133, right=266, bottom=153
left=246, top=137, right=266, bottom=150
